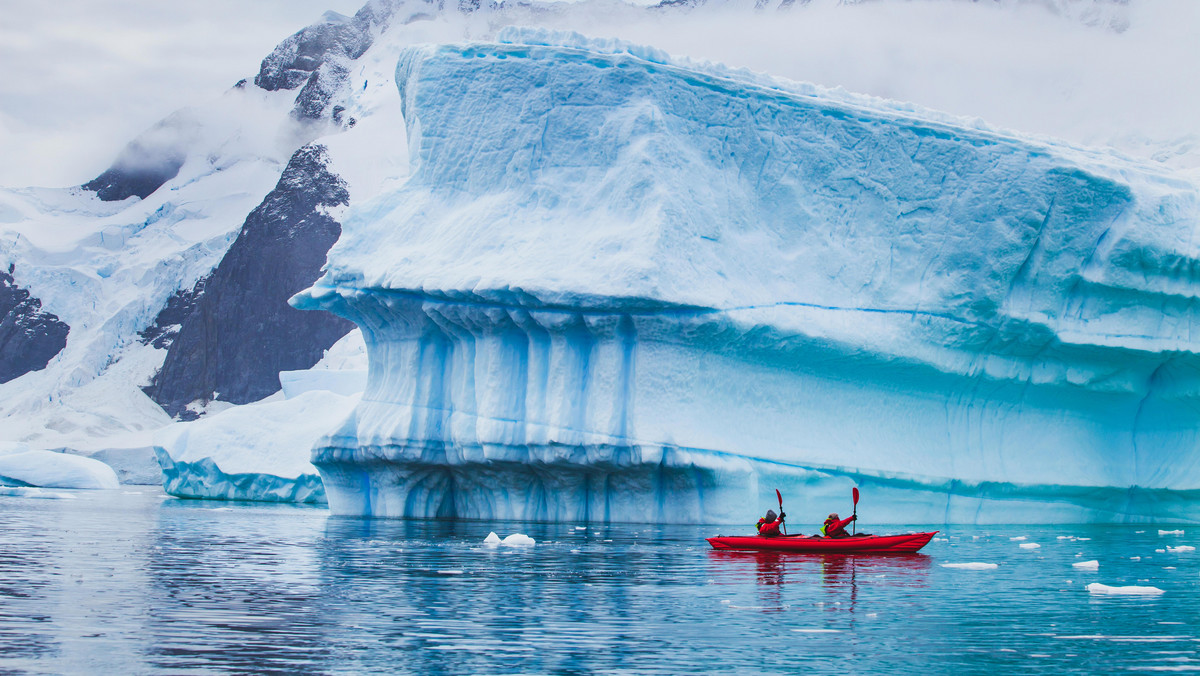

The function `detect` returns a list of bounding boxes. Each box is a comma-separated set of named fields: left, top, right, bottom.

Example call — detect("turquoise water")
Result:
left=1, top=488, right=1197, bottom=674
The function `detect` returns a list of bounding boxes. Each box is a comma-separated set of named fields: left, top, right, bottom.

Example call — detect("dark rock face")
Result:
left=254, top=18, right=373, bottom=93
left=143, top=145, right=354, bottom=418
left=0, top=265, right=70, bottom=384
left=82, top=112, right=197, bottom=202
left=138, top=279, right=208, bottom=350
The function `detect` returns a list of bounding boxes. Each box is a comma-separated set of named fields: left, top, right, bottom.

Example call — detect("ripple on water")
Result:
left=0, top=490, right=1197, bottom=673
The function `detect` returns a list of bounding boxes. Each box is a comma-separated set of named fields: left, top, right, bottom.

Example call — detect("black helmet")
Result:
left=765, top=509, right=777, bottom=522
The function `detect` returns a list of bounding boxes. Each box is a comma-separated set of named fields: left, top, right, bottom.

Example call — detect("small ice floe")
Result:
left=1010, top=536, right=1028, bottom=541
left=0, top=486, right=74, bottom=499
left=1019, top=543, right=1041, bottom=550
left=1130, top=556, right=1142, bottom=561
left=940, top=562, right=999, bottom=570
left=1159, top=530, right=1185, bottom=536
left=1072, top=560, right=1099, bottom=570
left=1156, top=549, right=1166, bottom=553
left=1164, top=567, right=1177, bottom=570
left=1167, top=546, right=1195, bottom=553
left=1077, top=538, right=1091, bottom=541
left=1057, top=536, right=1075, bottom=540
left=574, top=526, right=587, bottom=530
left=437, top=569, right=464, bottom=575
left=483, top=532, right=535, bottom=546
left=1086, top=583, right=1165, bottom=596
left=933, top=537, right=948, bottom=542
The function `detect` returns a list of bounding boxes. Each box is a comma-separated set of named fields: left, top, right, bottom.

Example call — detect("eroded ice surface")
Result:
left=293, top=28, right=1200, bottom=523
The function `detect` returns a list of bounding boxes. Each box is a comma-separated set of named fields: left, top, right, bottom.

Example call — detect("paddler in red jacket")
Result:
left=757, top=509, right=786, bottom=537
left=822, top=513, right=856, bottom=538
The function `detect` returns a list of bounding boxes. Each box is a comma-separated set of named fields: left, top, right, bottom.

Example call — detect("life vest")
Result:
left=821, top=518, right=835, bottom=536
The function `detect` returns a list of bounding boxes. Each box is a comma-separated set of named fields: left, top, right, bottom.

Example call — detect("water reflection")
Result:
left=708, top=550, right=932, bottom=615
left=4, top=493, right=1200, bottom=674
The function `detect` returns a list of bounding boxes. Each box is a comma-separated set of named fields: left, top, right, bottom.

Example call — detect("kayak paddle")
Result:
left=852, top=486, right=859, bottom=536
left=776, top=488, right=786, bottom=535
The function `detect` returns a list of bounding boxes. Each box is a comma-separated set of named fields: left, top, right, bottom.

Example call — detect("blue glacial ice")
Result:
left=153, top=387, right=360, bottom=505
left=291, top=28, right=1200, bottom=524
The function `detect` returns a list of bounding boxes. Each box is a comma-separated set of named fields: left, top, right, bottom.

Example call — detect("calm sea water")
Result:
left=1, top=488, right=1197, bottom=674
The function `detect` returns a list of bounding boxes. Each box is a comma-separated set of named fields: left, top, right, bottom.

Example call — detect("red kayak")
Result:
left=707, top=531, right=937, bottom=554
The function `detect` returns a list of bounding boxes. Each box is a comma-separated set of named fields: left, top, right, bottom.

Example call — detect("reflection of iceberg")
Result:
left=293, top=29, right=1200, bottom=524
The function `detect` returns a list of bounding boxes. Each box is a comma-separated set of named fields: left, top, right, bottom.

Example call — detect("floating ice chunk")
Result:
left=1159, top=530, right=1185, bottom=535
left=1156, top=549, right=1166, bottom=553
left=1077, top=538, right=1091, bottom=541
left=1010, top=536, right=1028, bottom=541
left=0, top=450, right=119, bottom=489
left=1130, top=556, right=1141, bottom=561
left=502, top=533, right=536, bottom=547
left=1019, top=543, right=1041, bottom=550
left=1166, top=546, right=1195, bottom=553
left=1072, top=560, right=1100, bottom=570
left=1164, top=567, right=1177, bottom=570
left=574, top=526, right=587, bottom=530
left=0, top=486, right=76, bottom=499
left=940, top=562, right=999, bottom=570
left=1086, top=583, right=1164, bottom=596
left=484, top=532, right=502, bottom=546
left=438, top=570, right=464, bottom=575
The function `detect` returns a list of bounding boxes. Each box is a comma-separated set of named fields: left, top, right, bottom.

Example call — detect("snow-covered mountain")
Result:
left=2, top=0, right=1197, bottom=523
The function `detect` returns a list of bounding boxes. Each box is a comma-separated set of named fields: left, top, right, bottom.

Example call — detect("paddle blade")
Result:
left=852, top=487, right=860, bottom=506
left=776, top=489, right=783, bottom=510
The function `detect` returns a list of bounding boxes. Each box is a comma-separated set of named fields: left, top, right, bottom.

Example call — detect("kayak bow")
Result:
left=707, top=531, right=937, bottom=554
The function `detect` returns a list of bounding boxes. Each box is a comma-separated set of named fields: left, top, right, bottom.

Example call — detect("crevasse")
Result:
left=292, top=28, right=1200, bottom=524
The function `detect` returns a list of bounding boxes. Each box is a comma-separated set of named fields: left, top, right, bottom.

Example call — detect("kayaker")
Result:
left=757, top=509, right=786, bottom=537
left=821, top=512, right=856, bottom=538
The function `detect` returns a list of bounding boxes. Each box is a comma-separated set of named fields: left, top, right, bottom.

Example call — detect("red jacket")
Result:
left=757, top=517, right=785, bottom=537
left=823, top=515, right=856, bottom=538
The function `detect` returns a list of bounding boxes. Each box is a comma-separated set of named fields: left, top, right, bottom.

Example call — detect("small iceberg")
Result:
left=1159, top=530, right=1185, bottom=535
left=940, top=562, right=999, bottom=570
left=483, top=532, right=536, bottom=547
left=1167, top=545, right=1195, bottom=553
left=1072, top=560, right=1100, bottom=570
left=1019, top=543, right=1041, bottom=550
left=1010, top=536, right=1028, bottom=541
left=1087, top=583, right=1164, bottom=596
left=0, top=450, right=119, bottom=489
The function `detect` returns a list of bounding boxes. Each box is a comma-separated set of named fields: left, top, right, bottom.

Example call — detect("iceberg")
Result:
left=153, top=388, right=360, bottom=504
left=292, top=28, right=1200, bottom=524
left=0, top=449, right=119, bottom=490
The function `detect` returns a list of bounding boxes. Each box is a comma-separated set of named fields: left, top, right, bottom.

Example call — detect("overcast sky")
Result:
left=2, top=0, right=1197, bottom=189
left=0, top=0, right=364, bottom=188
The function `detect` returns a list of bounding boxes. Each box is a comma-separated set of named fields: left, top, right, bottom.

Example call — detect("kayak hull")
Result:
left=706, top=531, right=938, bottom=554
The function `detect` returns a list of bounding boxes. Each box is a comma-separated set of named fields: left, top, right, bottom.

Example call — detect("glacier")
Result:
left=291, top=28, right=1200, bottom=524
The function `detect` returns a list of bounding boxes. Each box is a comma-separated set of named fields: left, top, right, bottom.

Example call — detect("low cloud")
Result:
left=2, top=0, right=1196, bottom=188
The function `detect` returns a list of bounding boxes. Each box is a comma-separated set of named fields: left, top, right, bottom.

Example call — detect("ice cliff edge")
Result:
left=292, top=28, right=1200, bottom=524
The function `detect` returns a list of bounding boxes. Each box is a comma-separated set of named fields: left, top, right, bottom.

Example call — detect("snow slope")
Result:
left=294, top=28, right=1200, bottom=523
